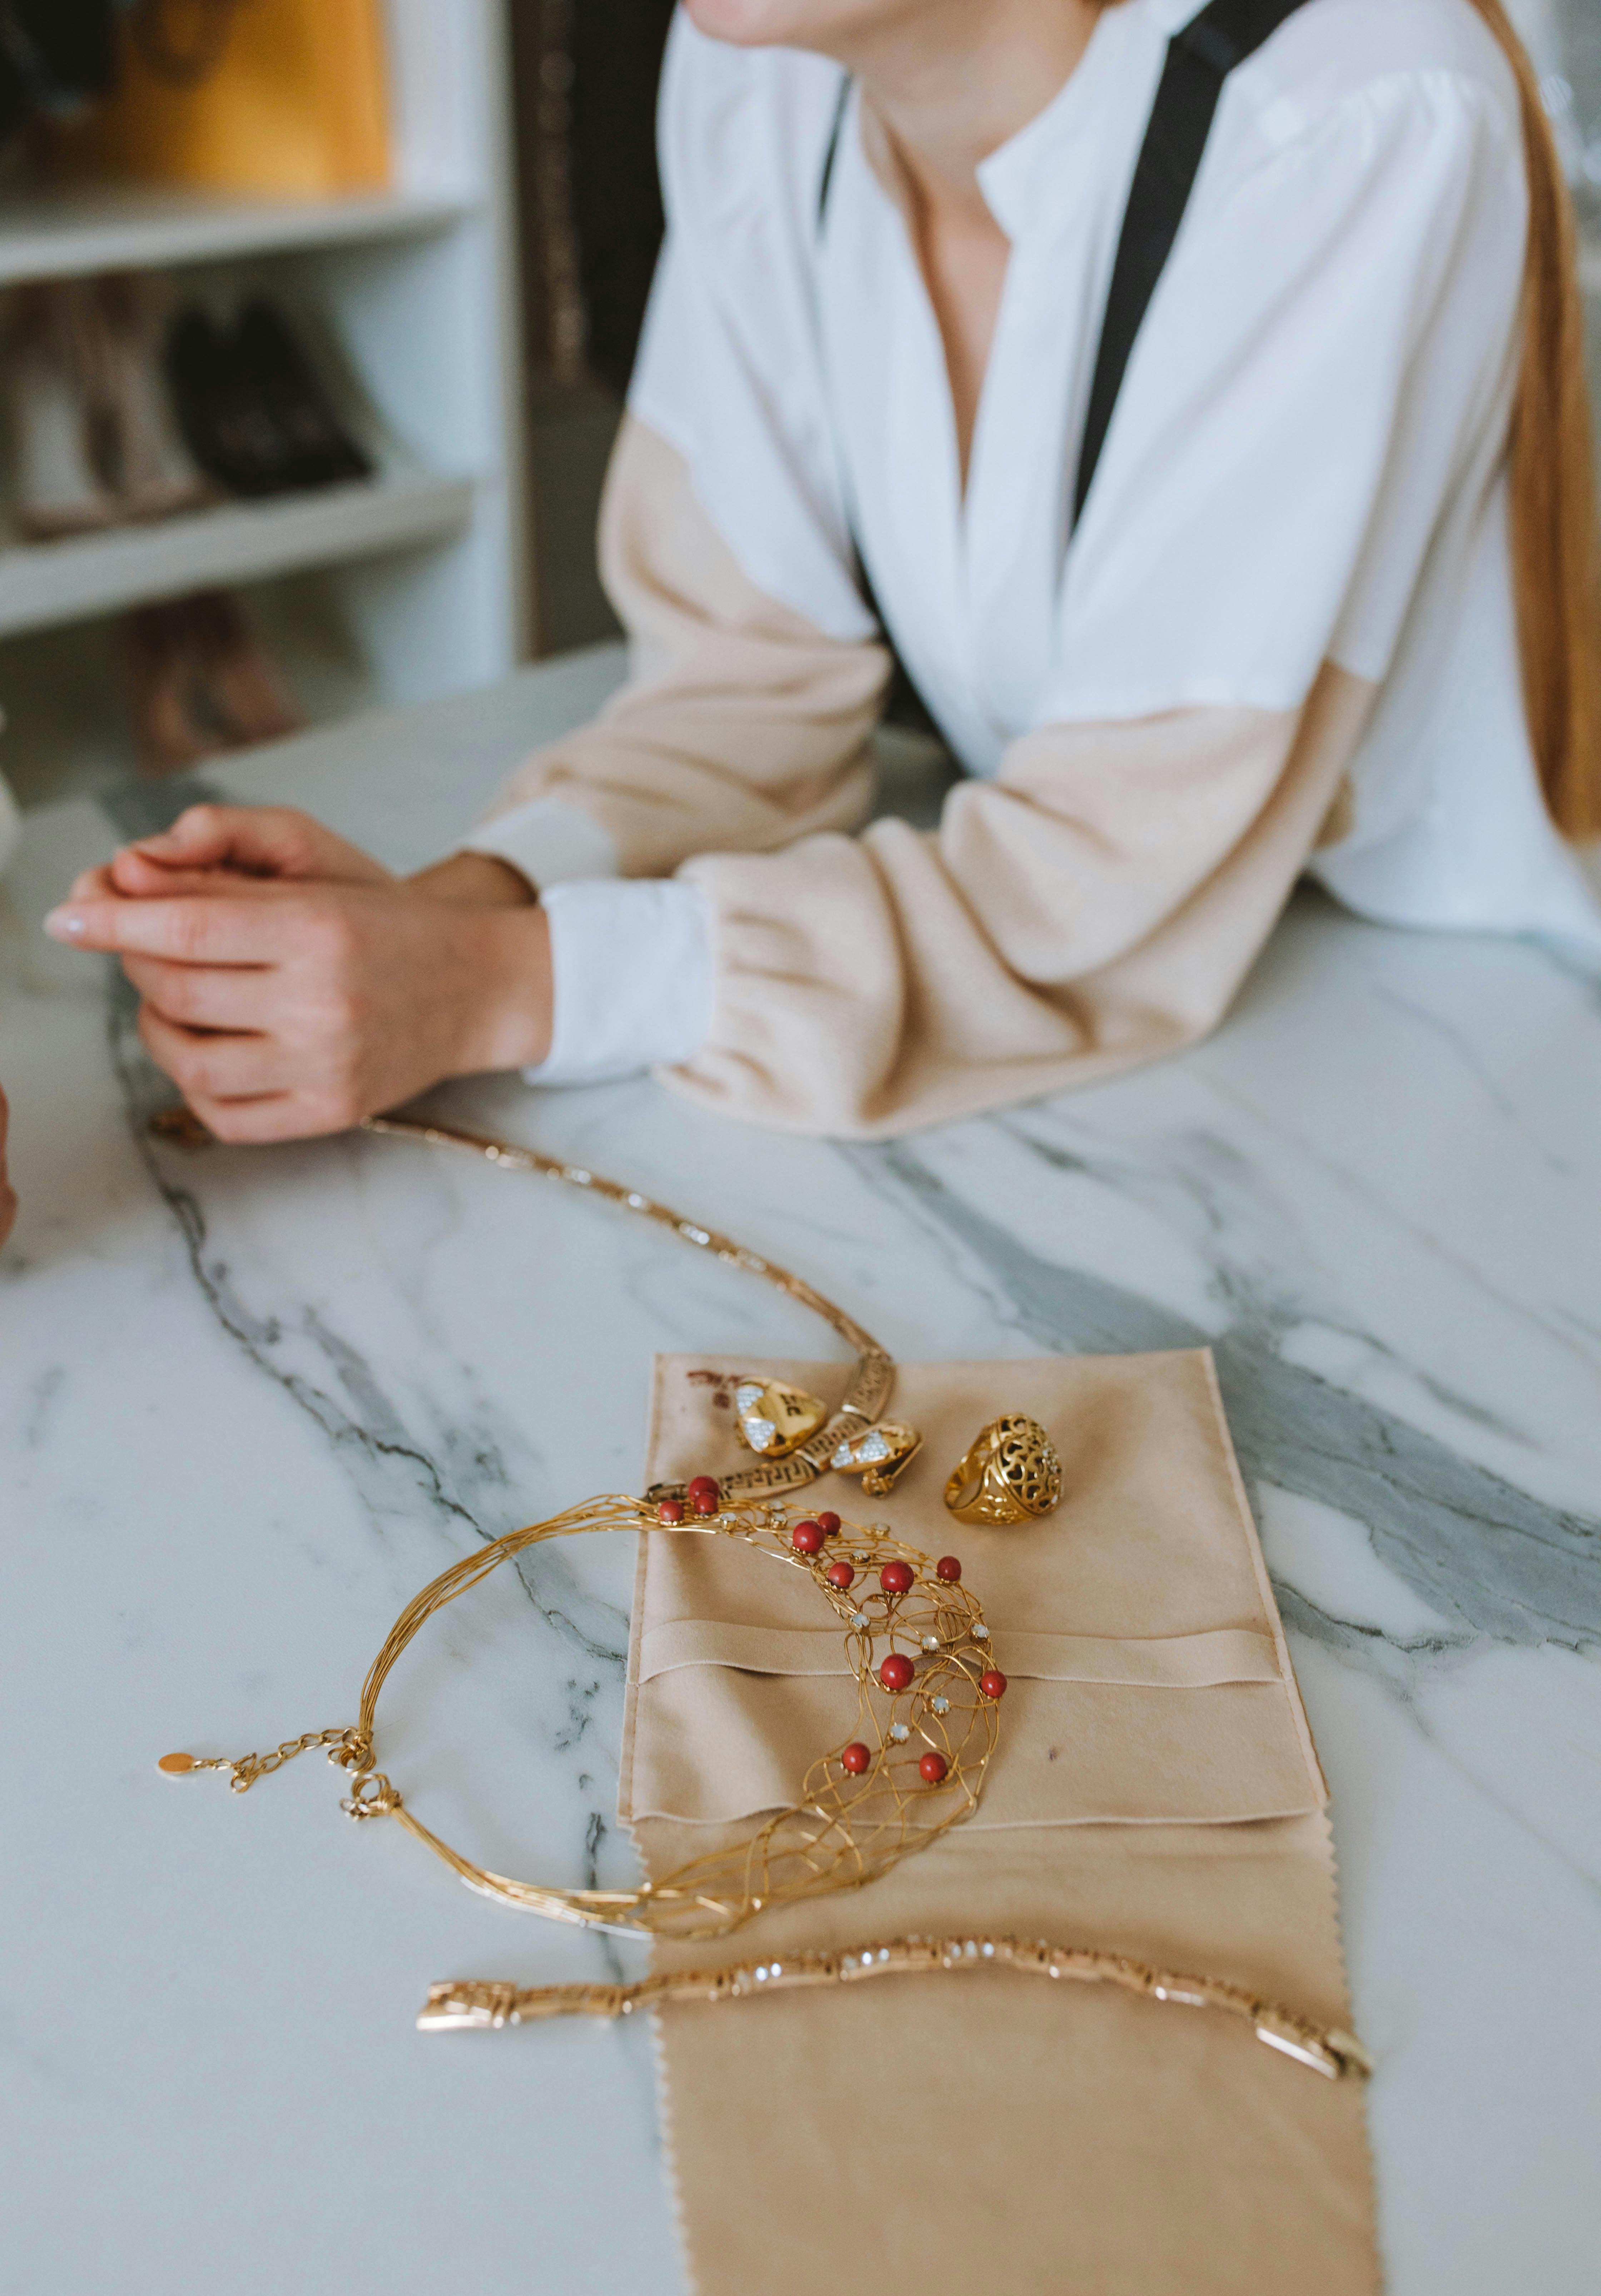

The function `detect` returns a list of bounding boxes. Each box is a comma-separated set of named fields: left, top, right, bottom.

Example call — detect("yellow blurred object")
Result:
left=53, top=0, right=391, bottom=198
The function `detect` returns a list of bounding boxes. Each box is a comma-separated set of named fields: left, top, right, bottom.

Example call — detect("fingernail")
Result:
left=43, top=907, right=86, bottom=941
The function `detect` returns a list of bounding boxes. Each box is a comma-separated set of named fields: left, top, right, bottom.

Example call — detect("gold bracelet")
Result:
left=162, top=1491, right=1005, bottom=1940
left=418, top=1934, right=1371, bottom=2082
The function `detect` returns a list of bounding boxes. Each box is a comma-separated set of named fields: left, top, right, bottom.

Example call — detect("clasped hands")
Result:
left=44, top=806, right=554, bottom=1143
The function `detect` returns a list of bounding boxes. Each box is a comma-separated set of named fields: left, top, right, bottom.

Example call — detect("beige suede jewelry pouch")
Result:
left=622, top=1351, right=1378, bottom=2296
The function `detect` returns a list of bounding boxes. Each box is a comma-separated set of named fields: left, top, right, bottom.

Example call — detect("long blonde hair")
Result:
left=1466, top=0, right=1601, bottom=842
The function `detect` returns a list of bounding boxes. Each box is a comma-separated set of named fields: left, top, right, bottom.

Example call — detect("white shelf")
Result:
left=0, top=472, right=474, bottom=639
left=0, top=185, right=474, bottom=288
left=0, top=1, right=527, bottom=802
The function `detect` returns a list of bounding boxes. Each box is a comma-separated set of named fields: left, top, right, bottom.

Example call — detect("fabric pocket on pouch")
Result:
left=623, top=1618, right=1324, bottom=1830
left=621, top=1349, right=1330, bottom=1843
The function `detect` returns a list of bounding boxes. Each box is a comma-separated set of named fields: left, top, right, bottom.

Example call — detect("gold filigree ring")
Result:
left=944, top=1415, right=1062, bottom=1525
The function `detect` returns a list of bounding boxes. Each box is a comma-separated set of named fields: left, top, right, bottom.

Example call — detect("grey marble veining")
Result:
left=852, top=1132, right=1601, bottom=1655
left=2, top=651, right=1598, bottom=2295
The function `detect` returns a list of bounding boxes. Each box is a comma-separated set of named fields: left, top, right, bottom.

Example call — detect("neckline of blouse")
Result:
left=973, top=1, right=1154, bottom=243
left=849, top=0, right=1176, bottom=251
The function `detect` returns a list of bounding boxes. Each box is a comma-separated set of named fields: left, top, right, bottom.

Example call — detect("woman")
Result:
left=48, top=0, right=1601, bottom=1141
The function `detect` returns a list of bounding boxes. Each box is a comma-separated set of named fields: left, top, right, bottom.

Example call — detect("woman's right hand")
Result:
left=68, top=803, right=396, bottom=907
left=46, top=808, right=553, bottom=1144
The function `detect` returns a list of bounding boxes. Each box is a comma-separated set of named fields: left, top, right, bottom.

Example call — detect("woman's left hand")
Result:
left=45, top=809, right=553, bottom=1144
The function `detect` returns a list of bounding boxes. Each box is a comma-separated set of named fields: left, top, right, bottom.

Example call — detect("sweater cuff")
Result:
left=462, top=793, right=619, bottom=892
left=527, top=877, right=714, bottom=1087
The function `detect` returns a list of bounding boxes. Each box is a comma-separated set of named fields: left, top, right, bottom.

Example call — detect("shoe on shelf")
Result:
left=6, top=0, right=119, bottom=110
left=92, top=276, right=212, bottom=523
left=2, top=283, right=119, bottom=540
left=235, top=300, right=375, bottom=490
left=0, top=45, right=31, bottom=159
left=124, top=590, right=303, bottom=774
left=185, top=590, right=303, bottom=747
left=123, top=600, right=231, bottom=775
left=163, top=301, right=376, bottom=500
left=164, top=306, right=301, bottom=499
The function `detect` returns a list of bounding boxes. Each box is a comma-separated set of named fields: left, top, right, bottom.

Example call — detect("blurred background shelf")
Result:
left=0, top=471, right=474, bottom=640
left=0, top=0, right=526, bottom=809
left=0, top=185, right=475, bottom=288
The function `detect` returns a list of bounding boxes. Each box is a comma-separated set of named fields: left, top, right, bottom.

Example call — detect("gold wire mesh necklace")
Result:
left=163, top=1492, right=1005, bottom=1939
left=158, top=1106, right=987, bottom=1935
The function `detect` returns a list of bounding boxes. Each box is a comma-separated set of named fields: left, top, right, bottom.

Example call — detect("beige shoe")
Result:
left=185, top=589, right=303, bottom=747
left=92, top=274, right=211, bottom=523
left=123, top=590, right=303, bottom=774
left=3, top=283, right=119, bottom=540
left=123, top=600, right=228, bottom=775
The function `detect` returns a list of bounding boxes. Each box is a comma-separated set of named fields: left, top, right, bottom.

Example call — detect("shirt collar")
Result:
left=975, top=0, right=1154, bottom=242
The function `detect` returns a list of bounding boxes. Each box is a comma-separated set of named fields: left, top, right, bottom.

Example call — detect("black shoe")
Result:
left=164, top=306, right=300, bottom=499
left=235, top=300, right=373, bottom=489
left=4, top=0, right=118, bottom=111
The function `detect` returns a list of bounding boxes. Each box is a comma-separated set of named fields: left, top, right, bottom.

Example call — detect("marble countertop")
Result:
left=3, top=646, right=1598, bottom=2295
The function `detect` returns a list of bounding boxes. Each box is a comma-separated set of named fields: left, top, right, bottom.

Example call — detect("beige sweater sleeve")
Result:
left=477, top=416, right=891, bottom=880
left=487, top=415, right=1372, bottom=1137
left=671, top=667, right=1373, bottom=1136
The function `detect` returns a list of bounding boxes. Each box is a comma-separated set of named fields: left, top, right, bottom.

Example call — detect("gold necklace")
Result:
left=153, top=1103, right=912, bottom=1496
left=163, top=1492, right=1005, bottom=1939
left=362, top=1113, right=915, bottom=1501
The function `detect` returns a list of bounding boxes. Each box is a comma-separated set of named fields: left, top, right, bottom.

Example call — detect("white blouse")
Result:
left=472, top=0, right=1601, bottom=1088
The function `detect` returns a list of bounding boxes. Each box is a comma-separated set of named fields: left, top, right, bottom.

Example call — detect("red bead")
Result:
left=918, top=1751, right=948, bottom=1785
left=791, top=1519, right=825, bottom=1553
left=686, top=1475, right=720, bottom=1503
left=657, top=1498, right=685, bottom=1524
left=825, top=1561, right=855, bottom=1591
left=935, top=1556, right=962, bottom=1583
left=878, top=1652, right=915, bottom=1694
left=980, top=1669, right=1008, bottom=1701
left=691, top=1487, right=720, bottom=1517
left=841, top=1741, right=872, bottom=1775
left=816, top=1512, right=841, bottom=1537
left=879, top=1560, right=914, bottom=1597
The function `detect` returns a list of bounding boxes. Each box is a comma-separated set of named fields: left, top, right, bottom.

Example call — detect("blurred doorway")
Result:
left=511, top=0, right=674, bottom=656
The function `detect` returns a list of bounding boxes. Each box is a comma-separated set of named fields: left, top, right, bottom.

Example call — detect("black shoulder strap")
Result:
left=1072, top=0, right=1313, bottom=528
left=818, top=73, right=852, bottom=230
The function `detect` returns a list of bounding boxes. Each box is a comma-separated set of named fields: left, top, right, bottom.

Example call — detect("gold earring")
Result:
left=944, top=1415, right=1062, bottom=1525
left=732, top=1378, right=830, bottom=1460
left=829, top=1421, right=923, bottom=1497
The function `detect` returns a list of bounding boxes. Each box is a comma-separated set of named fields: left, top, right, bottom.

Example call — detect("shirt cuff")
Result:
left=462, top=794, right=619, bottom=892
left=528, top=877, right=714, bottom=1087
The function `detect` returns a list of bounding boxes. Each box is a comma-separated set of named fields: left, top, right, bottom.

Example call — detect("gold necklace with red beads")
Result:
left=155, top=1105, right=990, bottom=1933
left=162, top=1481, right=1008, bottom=1939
